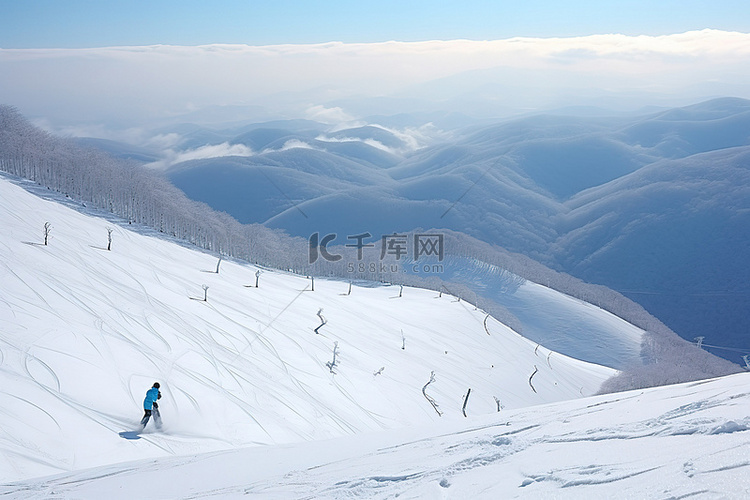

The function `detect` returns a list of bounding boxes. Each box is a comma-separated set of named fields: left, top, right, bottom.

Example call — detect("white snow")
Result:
left=1, top=173, right=747, bottom=498
left=3, top=373, right=748, bottom=499
left=508, top=280, right=644, bottom=368
left=0, top=174, right=614, bottom=482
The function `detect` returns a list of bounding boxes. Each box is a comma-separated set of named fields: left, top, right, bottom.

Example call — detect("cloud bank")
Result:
left=147, top=142, right=254, bottom=169
left=1, top=30, right=749, bottom=128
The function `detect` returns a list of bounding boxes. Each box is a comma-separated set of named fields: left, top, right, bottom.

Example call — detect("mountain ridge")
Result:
left=157, top=98, right=750, bottom=363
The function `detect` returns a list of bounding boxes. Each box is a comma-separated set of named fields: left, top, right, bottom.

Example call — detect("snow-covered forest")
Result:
left=0, top=105, right=282, bottom=265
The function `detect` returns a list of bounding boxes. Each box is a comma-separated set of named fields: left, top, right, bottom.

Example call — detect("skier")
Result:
left=140, top=382, right=162, bottom=429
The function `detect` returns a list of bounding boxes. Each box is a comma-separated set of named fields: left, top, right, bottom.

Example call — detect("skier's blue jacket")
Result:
left=143, top=387, right=160, bottom=410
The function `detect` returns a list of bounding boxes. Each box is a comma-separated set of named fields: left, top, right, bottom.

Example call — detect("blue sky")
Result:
left=1, top=0, right=749, bottom=48
left=2, top=1, right=749, bottom=130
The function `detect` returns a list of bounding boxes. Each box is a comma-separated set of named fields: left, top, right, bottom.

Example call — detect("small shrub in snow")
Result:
left=494, top=396, right=503, bottom=412
left=529, top=365, right=539, bottom=393
left=325, top=341, right=339, bottom=374
left=422, top=371, right=442, bottom=416
left=314, top=308, right=327, bottom=334
left=462, top=388, right=471, bottom=417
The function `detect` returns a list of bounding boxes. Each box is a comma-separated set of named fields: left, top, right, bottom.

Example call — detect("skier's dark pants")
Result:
left=141, top=402, right=160, bottom=427
left=140, top=409, right=153, bottom=426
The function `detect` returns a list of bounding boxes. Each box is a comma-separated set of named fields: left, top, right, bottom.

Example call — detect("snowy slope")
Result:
left=435, top=256, right=644, bottom=369
left=0, top=174, right=621, bottom=482
left=2, top=372, right=748, bottom=499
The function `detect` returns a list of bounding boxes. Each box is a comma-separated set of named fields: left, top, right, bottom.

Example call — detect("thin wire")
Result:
left=619, top=290, right=750, bottom=297
left=699, top=343, right=750, bottom=354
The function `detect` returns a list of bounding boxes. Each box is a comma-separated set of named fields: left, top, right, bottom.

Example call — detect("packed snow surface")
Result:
left=442, top=256, right=644, bottom=368
left=0, top=173, right=630, bottom=486
left=3, top=373, right=749, bottom=498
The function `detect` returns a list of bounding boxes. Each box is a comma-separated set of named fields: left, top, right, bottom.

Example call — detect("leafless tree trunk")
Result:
left=106, top=227, right=113, bottom=251
left=43, top=222, right=52, bottom=245
left=202, top=284, right=209, bottom=301
left=215, top=255, right=222, bottom=273
left=462, top=388, right=471, bottom=417
left=494, top=396, right=502, bottom=412
left=529, top=365, right=539, bottom=393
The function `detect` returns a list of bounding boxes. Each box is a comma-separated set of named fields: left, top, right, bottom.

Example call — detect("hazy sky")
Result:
left=1, top=1, right=749, bottom=136
left=2, top=0, right=749, bottom=48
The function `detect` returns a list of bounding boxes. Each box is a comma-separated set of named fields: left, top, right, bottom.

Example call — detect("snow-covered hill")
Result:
left=0, top=174, right=621, bottom=483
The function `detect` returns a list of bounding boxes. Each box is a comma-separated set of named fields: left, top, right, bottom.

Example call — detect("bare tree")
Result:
left=106, top=227, right=113, bottom=251
left=202, top=284, right=209, bottom=302
left=215, top=255, right=223, bottom=274
left=325, top=341, right=339, bottom=373
left=483, top=314, right=491, bottom=335
left=255, top=270, right=261, bottom=287
left=401, top=330, right=406, bottom=350
left=43, top=221, right=52, bottom=246
left=422, top=371, right=442, bottom=416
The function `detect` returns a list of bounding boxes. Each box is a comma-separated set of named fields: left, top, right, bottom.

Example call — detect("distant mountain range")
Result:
left=77, top=98, right=750, bottom=364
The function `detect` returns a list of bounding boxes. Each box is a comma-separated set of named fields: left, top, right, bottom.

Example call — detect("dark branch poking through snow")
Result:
left=529, top=365, right=539, bottom=393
